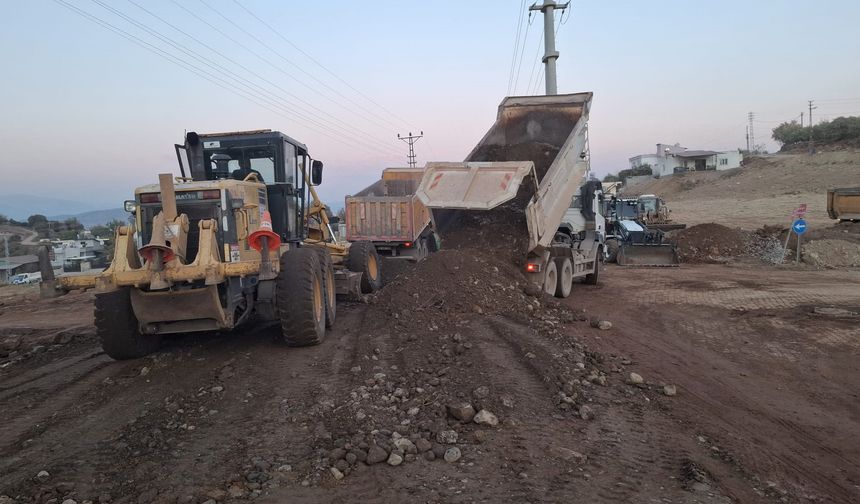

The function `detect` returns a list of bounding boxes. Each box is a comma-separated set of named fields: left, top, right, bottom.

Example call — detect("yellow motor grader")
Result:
left=39, top=130, right=381, bottom=359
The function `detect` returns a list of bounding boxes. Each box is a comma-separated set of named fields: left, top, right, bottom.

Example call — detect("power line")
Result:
left=163, top=0, right=402, bottom=154
left=114, top=0, right=400, bottom=156
left=53, top=0, right=396, bottom=159
left=512, top=11, right=533, bottom=94
left=228, top=0, right=415, bottom=133
left=507, top=0, right=527, bottom=96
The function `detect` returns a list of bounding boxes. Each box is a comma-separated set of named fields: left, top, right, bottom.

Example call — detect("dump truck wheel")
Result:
left=606, top=240, right=619, bottom=263
left=346, top=241, right=382, bottom=293
left=543, top=259, right=558, bottom=295
left=554, top=257, right=573, bottom=298
left=313, top=248, right=337, bottom=328
left=276, top=248, right=325, bottom=346
left=584, top=246, right=602, bottom=285
left=94, top=288, right=161, bottom=360
left=426, top=232, right=438, bottom=253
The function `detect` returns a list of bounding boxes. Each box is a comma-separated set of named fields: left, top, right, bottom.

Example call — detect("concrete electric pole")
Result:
left=808, top=100, right=817, bottom=154
left=397, top=131, right=423, bottom=168
left=747, top=112, right=755, bottom=153
left=529, top=0, right=569, bottom=95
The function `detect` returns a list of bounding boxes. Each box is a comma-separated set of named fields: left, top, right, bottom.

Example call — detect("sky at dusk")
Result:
left=1, top=0, right=859, bottom=213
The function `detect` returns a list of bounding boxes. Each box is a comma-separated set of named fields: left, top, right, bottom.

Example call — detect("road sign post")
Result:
left=792, top=218, right=807, bottom=263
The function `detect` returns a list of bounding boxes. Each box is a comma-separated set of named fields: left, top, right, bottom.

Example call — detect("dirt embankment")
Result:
left=622, top=151, right=860, bottom=229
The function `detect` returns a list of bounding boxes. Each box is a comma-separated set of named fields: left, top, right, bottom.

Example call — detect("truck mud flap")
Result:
left=617, top=244, right=679, bottom=267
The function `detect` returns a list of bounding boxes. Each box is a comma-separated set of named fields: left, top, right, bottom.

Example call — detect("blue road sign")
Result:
left=792, top=218, right=807, bottom=235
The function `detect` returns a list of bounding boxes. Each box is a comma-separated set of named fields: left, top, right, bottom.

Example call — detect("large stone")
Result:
left=386, top=452, right=404, bottom=466
left=473, top=410, right=499, bottom=426
left=366, top=444, right=389, bottom=465
left=447, top=403, right=476, bottom=423
left=415, top=438, right=433, bottom=453
left=393, top=437, right=417, bottom=455
left=329, top=467, right=344, bottom=480
left=663, top=384, right=677, bottom=396
left=443, top=447, right=462, bottom=463
left=628, top=372, right=644, bottom=385
left=436, top=430, right=458, bottom=444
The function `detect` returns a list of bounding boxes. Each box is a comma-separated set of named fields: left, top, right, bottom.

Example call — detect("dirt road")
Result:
left=1, top=263, right=858, bottom=503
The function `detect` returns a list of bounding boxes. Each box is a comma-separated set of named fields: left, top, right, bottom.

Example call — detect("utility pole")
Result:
left=397, top=131, right=423, bottom=168
left=1, top=234, right=8, bottom=284
left=529, top=0, right=569, bottom=95
left=745, top=125, right=750, bottom=152
left=808, top=100, right=817, bottom=154
left=747, top=112, right=755, bottom=153
left=800, top=111, right=804, bottom=127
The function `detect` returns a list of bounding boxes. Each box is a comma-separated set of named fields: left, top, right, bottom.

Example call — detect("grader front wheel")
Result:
left=276, top=248, right=325, bottom=346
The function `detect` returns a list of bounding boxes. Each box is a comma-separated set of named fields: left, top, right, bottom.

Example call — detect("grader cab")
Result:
left=40, top=130, right=381, bottom=359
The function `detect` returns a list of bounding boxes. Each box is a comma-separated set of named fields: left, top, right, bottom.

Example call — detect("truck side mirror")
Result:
left=310, top=160, right=323, bottom=185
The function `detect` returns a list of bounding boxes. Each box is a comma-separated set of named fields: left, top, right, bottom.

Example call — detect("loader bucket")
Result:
left=617, top=244, right=679, bottom=267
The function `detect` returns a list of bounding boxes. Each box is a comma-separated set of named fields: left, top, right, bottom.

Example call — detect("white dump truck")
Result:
left=416, top=93, right=605, bottom=297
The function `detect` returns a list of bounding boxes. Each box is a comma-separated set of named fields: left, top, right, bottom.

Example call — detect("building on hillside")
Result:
left=0, top=255, right=39, bottom=284
left=50, top=238, right=107, bottom=273
left=629, top=143, right=743, bottom=177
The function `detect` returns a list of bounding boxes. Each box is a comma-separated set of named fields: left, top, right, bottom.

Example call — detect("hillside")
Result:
left=622, top=151, right=860, bottom=229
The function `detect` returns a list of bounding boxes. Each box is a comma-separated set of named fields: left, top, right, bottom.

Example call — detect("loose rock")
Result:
left=437, top=430, right=459, bottom=444
left=443, top=447, right=462, bottom=463
left=628, top=372, right=644, bottom=385
left=663, top=384, right=677, bottom=396
left=387, top=452, right=404, bottom=466
left=473, top=409, right=499, bottom=426
left=447, top=402, right=476, bottom=423
left=329, top=467, right=344, bottom=480
left=366, top=444, right=389, bottom=465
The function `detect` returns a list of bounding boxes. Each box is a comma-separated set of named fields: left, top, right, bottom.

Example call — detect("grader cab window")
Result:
left=204, top=146, right=277, bottom=183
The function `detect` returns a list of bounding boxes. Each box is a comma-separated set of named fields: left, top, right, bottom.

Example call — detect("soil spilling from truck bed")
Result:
left=433, top=142, right=561, bottom=264
left=667, top=223, right=751, bottom=263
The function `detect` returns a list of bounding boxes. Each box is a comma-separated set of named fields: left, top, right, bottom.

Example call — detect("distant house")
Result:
left=629, top=143, right=743, bottom=177
left=51, top=238, right=107, bottom=273
left=0, top=255, right=39, bottom=284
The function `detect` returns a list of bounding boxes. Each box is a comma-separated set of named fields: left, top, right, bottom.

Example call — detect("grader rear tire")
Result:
left=276, top=248, right=325, bottom=346
left=95, top=288, right=161, bottom=360
left=313, top=248, right=337, bottom=328
left=346, top=241, right=382, bottom=293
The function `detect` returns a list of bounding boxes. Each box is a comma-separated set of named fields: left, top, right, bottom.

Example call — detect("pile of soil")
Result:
left=803, top=239, right=860, bottom=268
left=667, top=223, right=751, bottom=263
left=309, top=247, right=599, bottom=481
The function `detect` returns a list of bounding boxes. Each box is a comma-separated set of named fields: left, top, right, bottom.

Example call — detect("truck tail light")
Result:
left=525, top=263, right=542, bottom=273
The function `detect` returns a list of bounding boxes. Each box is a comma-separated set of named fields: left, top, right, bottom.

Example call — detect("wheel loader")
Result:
left=39, top=129, right=382, bottom=359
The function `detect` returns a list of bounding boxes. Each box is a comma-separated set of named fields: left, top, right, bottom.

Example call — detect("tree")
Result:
left=27, top=214, right=48, bottom=227
left=0, top=214, right=8, bottom=225
left=603, top=173, right=621, bottom=183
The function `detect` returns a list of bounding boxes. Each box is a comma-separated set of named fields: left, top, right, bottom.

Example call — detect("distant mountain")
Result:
left=0, top=194, right=102, bottom=221
left=49, top=208, right=130, bottom=228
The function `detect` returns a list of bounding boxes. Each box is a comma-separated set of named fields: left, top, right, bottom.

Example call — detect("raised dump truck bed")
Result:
left=827, top=187, right=860, bottom=221
left=345, top=168, right=434, bottom=260
left=417, top=93, right=606, bottom=297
